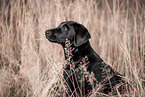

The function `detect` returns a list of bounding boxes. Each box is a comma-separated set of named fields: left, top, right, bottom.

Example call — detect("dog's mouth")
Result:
left=45, top=35, right=58, bottom=43
left=45, top=30, right=55, bottom=41
left=45, top=30, right=64, bottom=44
left=46, top=37, right=56, bottom=43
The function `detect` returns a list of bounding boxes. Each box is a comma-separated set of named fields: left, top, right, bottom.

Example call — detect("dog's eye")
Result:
left=62, top=26, right=68, bottom=31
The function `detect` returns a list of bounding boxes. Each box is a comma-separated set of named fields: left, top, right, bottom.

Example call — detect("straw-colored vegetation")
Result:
left=0, top=0, right=144, bottom=96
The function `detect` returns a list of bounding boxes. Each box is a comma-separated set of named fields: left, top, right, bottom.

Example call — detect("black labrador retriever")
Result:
left=45, top=21, right=129, bottom=96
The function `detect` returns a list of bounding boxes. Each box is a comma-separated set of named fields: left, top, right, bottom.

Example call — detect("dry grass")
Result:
left=0, top=0, right=144, bottom=96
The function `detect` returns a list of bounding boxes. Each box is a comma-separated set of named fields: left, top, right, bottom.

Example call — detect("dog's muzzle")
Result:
left=45, top=30, right=52, bottom=38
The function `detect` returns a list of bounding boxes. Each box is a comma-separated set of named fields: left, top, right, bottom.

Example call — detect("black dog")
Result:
left=45, top=21, right=129, bottom=96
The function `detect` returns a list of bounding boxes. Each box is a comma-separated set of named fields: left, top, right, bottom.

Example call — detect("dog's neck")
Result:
left=62, top=40, right=103, bottom=68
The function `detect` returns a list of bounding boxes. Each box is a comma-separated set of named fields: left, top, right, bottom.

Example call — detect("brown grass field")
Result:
left=0, top=0, right=144, bottom=96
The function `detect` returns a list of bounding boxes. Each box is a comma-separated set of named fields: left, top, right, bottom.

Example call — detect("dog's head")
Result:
left=45, top=21, right=91, bottom=47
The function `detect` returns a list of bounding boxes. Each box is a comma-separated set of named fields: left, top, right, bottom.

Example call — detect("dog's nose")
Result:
left=45, top=30, right=52, bottom=36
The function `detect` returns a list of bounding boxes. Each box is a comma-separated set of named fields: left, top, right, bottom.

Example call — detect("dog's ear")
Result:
left=73, top=23, right=91, bottom=47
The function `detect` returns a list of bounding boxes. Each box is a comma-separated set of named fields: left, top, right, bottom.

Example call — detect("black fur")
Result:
left=45, top=21, right=128, bottom=96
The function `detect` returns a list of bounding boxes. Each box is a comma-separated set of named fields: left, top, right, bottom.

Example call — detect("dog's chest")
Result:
left=63, top=39, right=116, bottom=89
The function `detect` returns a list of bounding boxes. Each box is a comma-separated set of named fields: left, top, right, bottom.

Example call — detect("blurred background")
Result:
left=0, top=0, right=144, bottom=96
